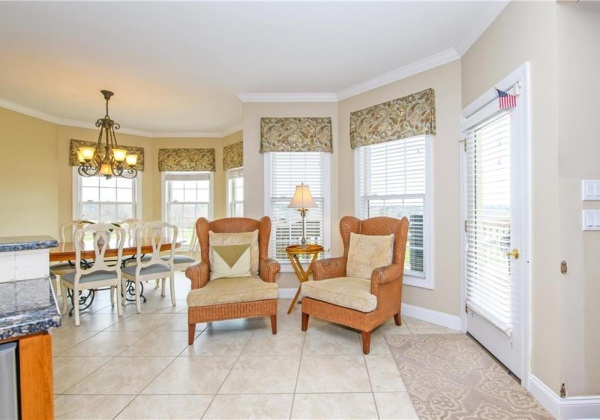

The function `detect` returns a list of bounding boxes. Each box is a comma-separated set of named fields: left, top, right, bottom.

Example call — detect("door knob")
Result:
left=506, top=248, right=520, bottom=260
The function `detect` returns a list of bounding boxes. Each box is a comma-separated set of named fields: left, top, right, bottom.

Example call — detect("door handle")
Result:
left=506, top=248, right=520, bottom=260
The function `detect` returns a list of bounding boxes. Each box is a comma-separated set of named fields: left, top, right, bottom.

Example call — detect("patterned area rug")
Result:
left=385, top=334, right=553, bottom=419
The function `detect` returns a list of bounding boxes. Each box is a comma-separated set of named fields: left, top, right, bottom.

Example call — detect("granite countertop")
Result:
left=0, top=278, right=61, bottom=341
left=0, top=235, right=59, bottom=253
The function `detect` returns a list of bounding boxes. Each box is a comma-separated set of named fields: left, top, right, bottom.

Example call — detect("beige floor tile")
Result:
left=53, top=356, right=112, bottom=394
left=374, top=392, right=419, bottom=419
left=54, top=394, right=135, bottom=419
left=118, top=331, right=189, bottom=357
left=60, top=331, right=148, bottom=357
left=115, top=394, right=214, bottom=419
left=142, top=356, right=237, bottom=394
left=183, top=330, right=253, bottom=357
left=402, top=316, right=441, bottom=329
left=51, top=328, right=99, bottom=355
left=303, top=324, right=363, bottom=355
left=205, top=317, right=270, bottom=332
left=157, top=314, right=207, bottom=332
left=296, top=355, right=371, bottom=393
left=204, top=394, right=294, bottom=419
left=291, top=393, right=378, bottom=419
left=58, top=313, right=125, bottom=331
left=276, top=311, right=304, bottom=331
left=219, top=355, right=301, bottom=394
left=133, top=299, right=187, bottom=314
left=409, top=327, right=461, bottom=335
left=242, top=330, right=304, bottom=356
left=65, top=356, right=174, bottom=394
left=104, top=314, right=176, bottom=332
left=364, top=353, right=406, bottom=392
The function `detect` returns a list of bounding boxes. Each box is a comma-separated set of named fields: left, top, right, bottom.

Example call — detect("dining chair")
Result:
left=122, top=221, right=178, bottom=313
left=60, top=223, right=126, bottom=326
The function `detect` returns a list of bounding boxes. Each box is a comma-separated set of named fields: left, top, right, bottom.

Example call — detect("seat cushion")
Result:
left=301, top=277, right=377, bottom=313
left=122, top=263, right=171, bottom=277
left=346, top=233, right=394, bottom=280
left=62, top=270, right=118, bottom=285
left=209, top=230, right=259, bottom=274
left=187, top=276, right=278, bottom=307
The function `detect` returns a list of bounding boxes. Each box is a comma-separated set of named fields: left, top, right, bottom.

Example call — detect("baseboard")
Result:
left=278, top=288, right=297, bottom=299
left=401, top=303, right=461, bottom=331
left=529, top=374, right=600, bottom=419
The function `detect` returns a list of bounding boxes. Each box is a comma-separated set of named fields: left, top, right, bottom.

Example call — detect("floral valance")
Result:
left=349, top=88, right=436, bottom=149
left=69, top=139, right=145, bottom=171
left=260, top=117, right=333, bottom=153
left=158, top=148, right=215, bottom=172
left=223, top=141, right=243, bottom=171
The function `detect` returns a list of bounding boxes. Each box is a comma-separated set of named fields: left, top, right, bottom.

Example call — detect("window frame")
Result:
left=226, top=167, right=244, bottom=217
left=354, top=135, right=434, bottom=289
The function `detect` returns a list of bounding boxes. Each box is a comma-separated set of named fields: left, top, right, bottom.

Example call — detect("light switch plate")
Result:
left=582, top=180, right=600, bottom=200
left=583, top=210, right=600, bottom=230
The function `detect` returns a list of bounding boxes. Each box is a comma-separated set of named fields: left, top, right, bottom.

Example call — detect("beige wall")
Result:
left=462, top=2, right=562, bottom=394
left=338, top=61, right=463, bottom=316
left=556, top=2, right=600, bottom=396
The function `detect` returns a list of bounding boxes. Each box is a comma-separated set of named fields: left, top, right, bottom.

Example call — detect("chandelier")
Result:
left=77, top=90, right=138, bottom=179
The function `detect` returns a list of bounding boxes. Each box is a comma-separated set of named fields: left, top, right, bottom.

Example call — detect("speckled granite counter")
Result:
left=0, top=235, right=58, bottom=253
left=0, top=278, right=61, bottom=341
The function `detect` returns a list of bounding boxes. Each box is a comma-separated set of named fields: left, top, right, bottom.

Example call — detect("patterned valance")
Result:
left=158, top=148, right=215, bottom=172
left=260, top=117, right=333, bottom=153
left=223, top=141, right=243, bottom=171
left=69, top=139, right=145, bottom=171
left=350, top=88, right=436, bottom=149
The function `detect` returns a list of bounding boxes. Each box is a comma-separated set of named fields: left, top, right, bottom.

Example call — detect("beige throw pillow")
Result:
left=209, top=230, right=259, bottom=274
left=346, top=233, right=394, bottom=280
left=210, top=244, right=252, bottom=280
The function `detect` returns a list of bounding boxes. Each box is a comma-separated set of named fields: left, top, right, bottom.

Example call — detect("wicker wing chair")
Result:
left=301, top=215, right=409, bottom=354
left=185, top=217, right=281, bottom=345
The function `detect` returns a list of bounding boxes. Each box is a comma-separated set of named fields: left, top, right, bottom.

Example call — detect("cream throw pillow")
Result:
left=209, top=230, right=259, bottom=274
left=210, top=244, right=252, bottom=280
left=346, top=233, right=394, bottom=280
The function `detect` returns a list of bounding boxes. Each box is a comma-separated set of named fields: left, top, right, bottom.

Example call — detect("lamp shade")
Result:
left=288, top=183, right=317, bottom=209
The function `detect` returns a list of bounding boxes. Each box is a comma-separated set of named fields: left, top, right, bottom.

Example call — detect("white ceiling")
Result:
left=0, top=1, right=508, bottom=137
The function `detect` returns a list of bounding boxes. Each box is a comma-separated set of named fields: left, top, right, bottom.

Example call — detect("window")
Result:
left=226, top=168, right=244, bottom=217
left=72, top=168, right=141, bottom=223
left=356, top=135, right=432, bottom=288
left=265, top=152, right=329, bottom=263
left=162, top=172, right=213, bottom=249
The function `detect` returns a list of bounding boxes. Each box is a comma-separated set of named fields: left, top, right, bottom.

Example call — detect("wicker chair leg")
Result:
left=270, top=315, right=277, bottom=334
left=361, top=331, right=372, bottom=354
left=188, top=323, right=196, bottom=345
left=301, top=312, right=309, bottom=331
left=394, top=313, right=401, bottom=326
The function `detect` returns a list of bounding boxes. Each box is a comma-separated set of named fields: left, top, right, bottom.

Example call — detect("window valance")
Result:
left=260, top=117, right=333, bottom=153
left=158, top=148, right=215, bottom=172
left=223, top=141, right=243, bottom=171
left=349, top=88, right=436, bottom=149
left=69, top=139, right=145, bottom=171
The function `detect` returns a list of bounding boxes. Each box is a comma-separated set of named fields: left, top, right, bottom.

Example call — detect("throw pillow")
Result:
left=209, top=230, right=259, bottom=274
left=210, top=244, right=252, bottom=280
left=346, top=233, right=394, bottom=280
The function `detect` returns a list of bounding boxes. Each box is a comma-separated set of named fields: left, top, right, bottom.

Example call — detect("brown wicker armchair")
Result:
left=185, top=217, right=281, bottom=345
left=301, top=215, right=409, bottom=354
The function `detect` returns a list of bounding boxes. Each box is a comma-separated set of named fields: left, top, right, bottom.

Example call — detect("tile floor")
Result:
left=51, top=273, right=460, bottom=419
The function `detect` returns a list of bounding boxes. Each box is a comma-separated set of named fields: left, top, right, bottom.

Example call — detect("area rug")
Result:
left=385, top=334, right=553, bottom=419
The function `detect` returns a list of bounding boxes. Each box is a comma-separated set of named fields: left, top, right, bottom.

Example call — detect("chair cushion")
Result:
left=187, top=276, right=278, bottom=307
left=50, top=262, right=76, bottom=275
left=172, top=255, right=195, bottom=265
left=346, top=233, right=394, bottom=280
left=122, top=263, right=171, bottom=277
left=210, top=244, right=251, bottom=280
left=62, top=270, right=118, bottom=285
left=301, top=277, right=377, bottom=313
left=209, top=230, right=259, bottom=274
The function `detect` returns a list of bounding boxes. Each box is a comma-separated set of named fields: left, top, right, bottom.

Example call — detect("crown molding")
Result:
left=221, top=124, right=244, bottom=137
left=237, top=92, right=338, bottom=103
left=336, top=48, right=460, bottom=101
left=0, top=97, right=61, bottom=125
left=454, top=0, right=510, bottom=56
left=148, top=131, right=224, bottom=138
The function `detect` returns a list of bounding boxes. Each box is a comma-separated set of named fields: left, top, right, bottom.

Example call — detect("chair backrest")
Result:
left=73, top=223, right=126, bottom=275
left=60, top=219, right=94, bottom=242
left=134, top=221, right=178, bottom=268
left=339, top=216, right=410, bottom=267
left=117, top=218, right=143, bottom=241
left=196, top=217, right=271, bottom=264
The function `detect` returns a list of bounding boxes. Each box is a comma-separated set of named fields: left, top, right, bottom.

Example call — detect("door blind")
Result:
left=465, top=112, right=513, bottom=335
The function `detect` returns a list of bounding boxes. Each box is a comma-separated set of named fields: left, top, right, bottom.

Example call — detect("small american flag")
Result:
left=496, top=88, right=517, bottom=109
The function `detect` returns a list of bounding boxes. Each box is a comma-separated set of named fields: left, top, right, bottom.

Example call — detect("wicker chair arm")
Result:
left=311, top=257, right=347, bottom=280
left=259, top=257, right=281, bottom=283
left=185, top=260, right=210, bottom=290
left=370, top=264, right=403, bottom=295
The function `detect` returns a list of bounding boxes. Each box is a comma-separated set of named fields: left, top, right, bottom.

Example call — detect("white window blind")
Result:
left=267, top=152, right=326, bottom=261
left=465, top=111, right=512, bottom=335
left=226, top=168, right=244, bottom=217
left=77, top=174, right=138, bottom=223
left=357, top=136, right=426, bottom=277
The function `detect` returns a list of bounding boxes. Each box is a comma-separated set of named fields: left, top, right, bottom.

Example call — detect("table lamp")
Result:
left=288, top=183, right=317, bottom=245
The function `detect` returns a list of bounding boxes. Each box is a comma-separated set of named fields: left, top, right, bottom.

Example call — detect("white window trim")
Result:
left=72, top=167, right=142, bottom=221
left=264, top=152, right=331, bottom=272
left=353, top=135, right=434, bottom=289
left=226, top=167, right=244, bottom=217
left=160, top=171, right=215, bottom=222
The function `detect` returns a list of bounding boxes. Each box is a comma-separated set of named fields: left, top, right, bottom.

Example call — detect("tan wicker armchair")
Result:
left=185, top=217, right=281, bottom=345
left=301, top=215, right=409, bottom=354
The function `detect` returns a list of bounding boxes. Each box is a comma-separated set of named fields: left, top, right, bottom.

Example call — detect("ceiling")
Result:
left=0, top=1, right=508, bottom=137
